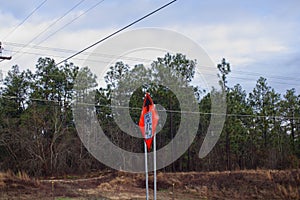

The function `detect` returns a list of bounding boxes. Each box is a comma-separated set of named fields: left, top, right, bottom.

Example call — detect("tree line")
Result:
left=0, top=54, right=299, bottom=176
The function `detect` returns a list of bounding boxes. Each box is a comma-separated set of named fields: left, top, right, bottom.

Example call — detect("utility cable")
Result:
left=55, top=0, right=178, bottom=66
left=11, top=0, right=86, bottom=58
left=4, top=45, right=300, bottom=88
left=5, top=45, right=300, bottom=87
left=36, top=0, right=105, bottom=47
left=2, top=94, right=300, bottom=120
left=5, top=41, right=300, bottom=84
left=2, top=0, right=48, bottom=40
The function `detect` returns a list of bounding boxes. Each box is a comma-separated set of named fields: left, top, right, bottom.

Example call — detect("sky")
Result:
left=0, top=0, right=300, bottom=95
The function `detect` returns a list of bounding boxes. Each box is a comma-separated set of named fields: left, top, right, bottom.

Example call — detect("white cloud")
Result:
left=168, top=20, right=290, bottom=67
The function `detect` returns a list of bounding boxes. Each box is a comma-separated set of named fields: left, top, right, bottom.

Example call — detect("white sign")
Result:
left=144, top=112, right=152, bottom=139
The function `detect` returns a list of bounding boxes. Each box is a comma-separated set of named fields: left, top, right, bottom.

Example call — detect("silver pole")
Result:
left=154, top=134, right=157, bottom=200
left=144, top=141, right=149, bottom=200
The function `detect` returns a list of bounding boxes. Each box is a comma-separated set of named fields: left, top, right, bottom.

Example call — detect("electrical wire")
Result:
left=7, top=0, right=105, bottom=64
left=1, top=94, right=300, bottom=120
left=4, top=41, right=300, bottom=84
left=196, top=70, right=300, bottom=87
left=4, top=46, right=300, bottom=88
left=5, top=47, right=153, bottom=63
left=55, top=0, right=178, bottom=66
left=11, top=0, right=87, bottom=59
left=1, top=0, right=48, bottom=41
left=36, top=0, right=106, bottom=47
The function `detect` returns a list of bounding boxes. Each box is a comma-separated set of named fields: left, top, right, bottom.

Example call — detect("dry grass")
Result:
left=0, top=170, right=13, bottom=189
left=97, top=182, right=113, bottom=191
left=277, top=183, right=299, bottom=199
left=16, top=170, right=30, bottom=181
left=0, top=170, right=38, bottom=190
left=1, top=169, right=300, bottom=199
left=0, top=174, right=6, bottom=188
left=0, top=170, right=30, bottom=181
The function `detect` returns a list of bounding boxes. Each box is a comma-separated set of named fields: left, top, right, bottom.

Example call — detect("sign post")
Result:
left=139, top=93, right=159, bottom=200
left=153, top=132, right=157, bottom=199
left=144, top=141, right=149, bottom=200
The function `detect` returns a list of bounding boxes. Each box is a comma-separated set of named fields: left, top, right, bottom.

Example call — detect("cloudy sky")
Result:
left=0, top=0, right=300, bottom=94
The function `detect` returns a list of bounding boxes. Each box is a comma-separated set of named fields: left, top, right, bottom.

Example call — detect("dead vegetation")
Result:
left=0, top=169, right=299, bottom=199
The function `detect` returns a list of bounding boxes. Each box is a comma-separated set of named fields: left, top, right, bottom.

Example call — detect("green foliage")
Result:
left=0, top=54, right=299, bottom=176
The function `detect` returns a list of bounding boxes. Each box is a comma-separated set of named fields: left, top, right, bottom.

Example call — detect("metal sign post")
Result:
left=153, top=132, right=157, bottom=200
left=144, top=141, right=149, bottom=200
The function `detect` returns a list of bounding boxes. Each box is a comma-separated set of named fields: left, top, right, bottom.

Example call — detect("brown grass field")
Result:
left=0, top=169, right=299, bottom=199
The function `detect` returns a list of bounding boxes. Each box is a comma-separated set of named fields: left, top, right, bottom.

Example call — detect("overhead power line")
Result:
left=55, top=0, right=178, bottom=66
left=6, top=48, right=153, bottom=63
left=11, top=0, right=87, bottom=58
left=36, top=0, right=106, bottom=47
left=4, top=42, right=300, bottom=87
left=2, top=0, right=48, bottom=40
left=2, top=94, right=300, bottom=121
left=3, top=50, right=300, bottom=88
left=10, top=0, right=100, bottom=64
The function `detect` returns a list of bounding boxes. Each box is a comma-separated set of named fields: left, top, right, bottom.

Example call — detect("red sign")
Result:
left=139, top=93, right=159, bottom=151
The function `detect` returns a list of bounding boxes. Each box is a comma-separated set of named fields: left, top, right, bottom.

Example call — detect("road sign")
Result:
left=139, top=93, right=159, bottom=151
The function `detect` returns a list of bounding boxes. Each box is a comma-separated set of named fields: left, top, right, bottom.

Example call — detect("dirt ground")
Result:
left=0, top=169, right=299, bottom=199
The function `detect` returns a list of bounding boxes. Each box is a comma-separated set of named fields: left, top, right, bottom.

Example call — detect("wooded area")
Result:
left=0, top=54, right=299, bottom=176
